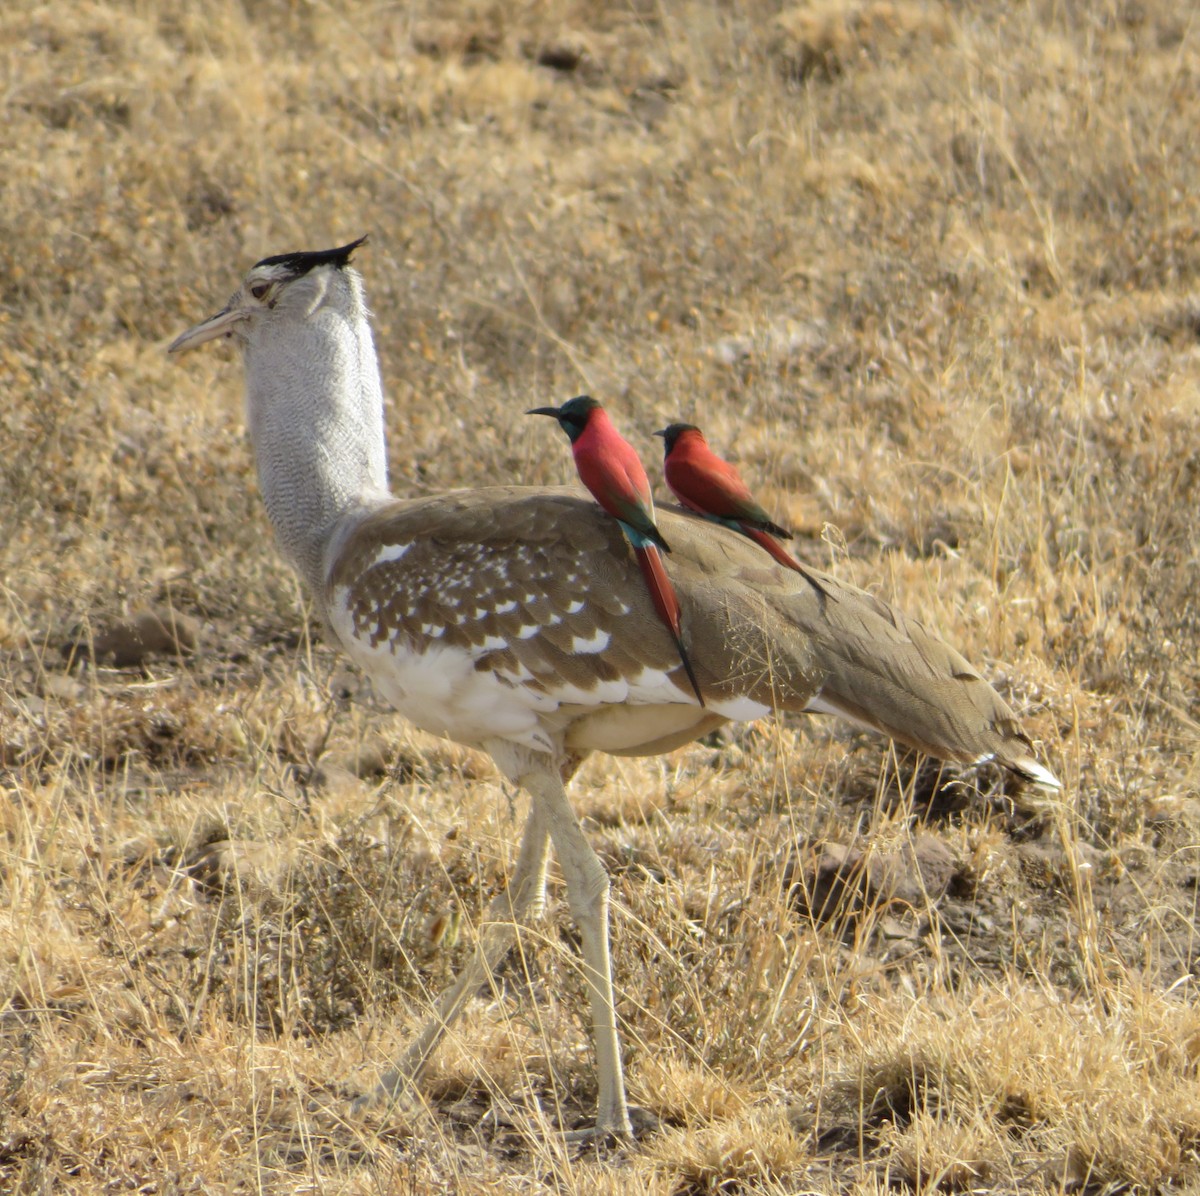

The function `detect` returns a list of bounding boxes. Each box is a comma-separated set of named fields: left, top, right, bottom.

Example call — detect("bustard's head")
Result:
left=168, top=237, right=370, bottom=354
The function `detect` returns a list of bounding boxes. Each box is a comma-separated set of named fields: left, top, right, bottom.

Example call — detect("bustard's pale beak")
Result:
left=168, top=305, right=247, bottom=354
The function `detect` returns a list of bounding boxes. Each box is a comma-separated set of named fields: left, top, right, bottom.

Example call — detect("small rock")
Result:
left=73, top=607, right=199, bottom=668
left=534, top=40, right=587, bottom=72
left=902, top=833, right=959, bottom=902
left=785, top=833, right=960, bottom=923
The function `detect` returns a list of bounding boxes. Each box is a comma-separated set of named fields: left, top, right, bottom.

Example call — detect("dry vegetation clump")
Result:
left=4, top=0, right=1200, bottom=1190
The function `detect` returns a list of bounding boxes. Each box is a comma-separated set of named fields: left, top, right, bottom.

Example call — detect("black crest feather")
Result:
left=254, top=236, right=368, bottom=277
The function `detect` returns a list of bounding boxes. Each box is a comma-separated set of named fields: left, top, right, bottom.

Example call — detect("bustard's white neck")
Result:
left=169, top=238, right=389, bottom=592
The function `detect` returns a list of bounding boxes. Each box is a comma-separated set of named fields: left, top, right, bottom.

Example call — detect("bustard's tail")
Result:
left=798, top=575, right=1060, bottom=788
left=665, top=513, right=1061, bottom=790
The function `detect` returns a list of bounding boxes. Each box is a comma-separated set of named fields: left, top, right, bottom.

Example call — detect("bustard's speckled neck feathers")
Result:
left=170, top=240, right=1059, bottom=1138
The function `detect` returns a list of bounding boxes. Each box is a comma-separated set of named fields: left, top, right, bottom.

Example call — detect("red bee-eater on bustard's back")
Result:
left=655, top=422, right=830, bottom=600
left=528, top=396, right=705, bottom=706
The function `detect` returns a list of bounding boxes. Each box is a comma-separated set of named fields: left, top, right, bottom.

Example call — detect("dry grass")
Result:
left=4, top=0, right=1200, bottom=1190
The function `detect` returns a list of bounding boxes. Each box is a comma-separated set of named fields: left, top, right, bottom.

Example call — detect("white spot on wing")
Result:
left=496, top=660, right=536, bottom=685
left=373, top=542, right=411, bottom=565
left=570, top=629, right=610, bottom=654
left=624, top=667, right=682, bottom=702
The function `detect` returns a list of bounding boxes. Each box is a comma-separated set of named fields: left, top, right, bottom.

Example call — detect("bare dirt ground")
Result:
left=3, top=1, right=1200, bottom=1191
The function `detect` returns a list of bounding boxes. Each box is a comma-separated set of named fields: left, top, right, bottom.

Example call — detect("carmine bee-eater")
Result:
left=655, top=422, right=829, bottom=600
left=528, top=396, right=705, bottom=706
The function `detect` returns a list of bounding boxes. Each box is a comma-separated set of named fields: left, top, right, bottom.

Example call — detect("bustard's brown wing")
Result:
left=326, top=486, right=1053, bottom=784
left=327, top=487, right=694, bottom=703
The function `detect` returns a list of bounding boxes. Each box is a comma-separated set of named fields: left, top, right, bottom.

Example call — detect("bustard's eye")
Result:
left=249, top=282, right=271, bottom=301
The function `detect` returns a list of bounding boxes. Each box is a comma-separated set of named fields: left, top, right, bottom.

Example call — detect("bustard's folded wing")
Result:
left=324, top=486, right=1054, bottom=784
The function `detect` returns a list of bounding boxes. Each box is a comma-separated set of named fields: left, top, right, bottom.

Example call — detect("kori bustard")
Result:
left=168, top=238, right=1058, bottom=1138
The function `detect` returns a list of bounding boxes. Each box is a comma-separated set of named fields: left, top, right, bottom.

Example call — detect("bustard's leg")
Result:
left=521, top=766, right=633, bottom=1138
left=521, top=752, right=584, bottom=922
left=358, top=796, right=551, bottom=1110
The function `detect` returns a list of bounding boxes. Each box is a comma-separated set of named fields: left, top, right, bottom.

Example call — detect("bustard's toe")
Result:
left=563, top=1104, right=659, bottom=1148
left=350, top=1069, right=421, bottom=1117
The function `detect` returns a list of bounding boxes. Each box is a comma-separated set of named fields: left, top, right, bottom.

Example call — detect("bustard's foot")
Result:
left=350, top=1068, right=421, bottom=1117
left=563, top=1105, right=660, bottom=1148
